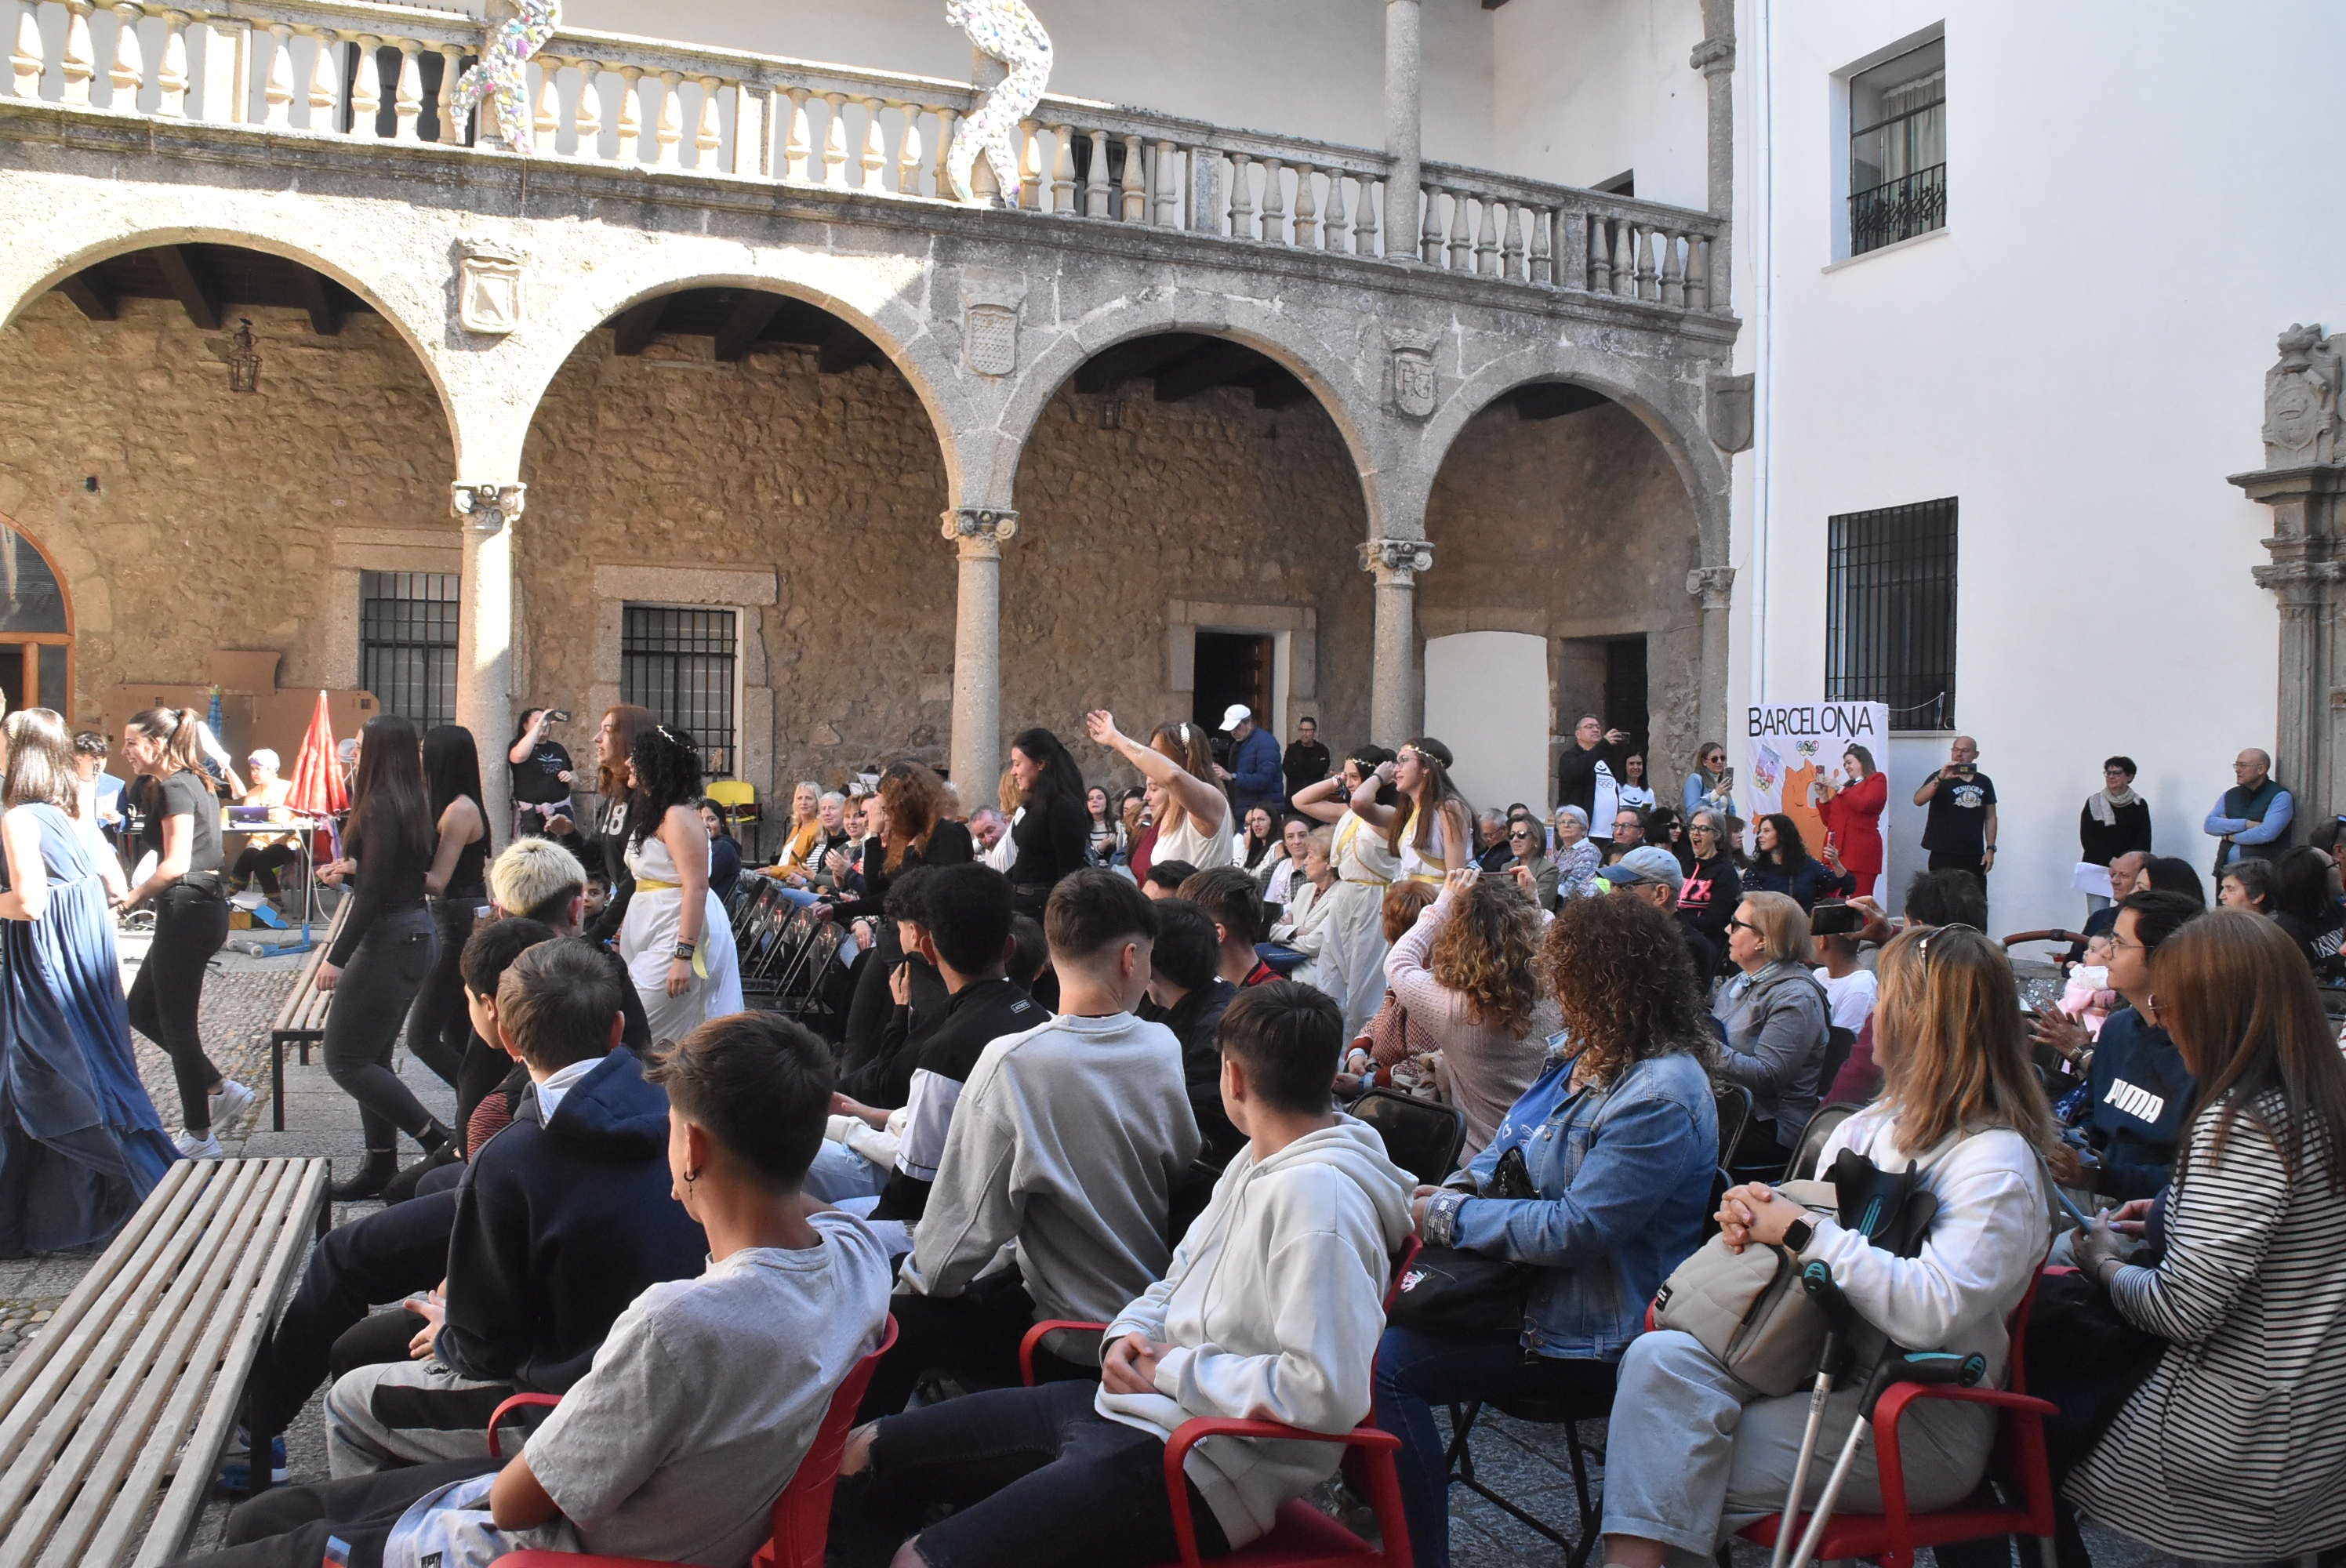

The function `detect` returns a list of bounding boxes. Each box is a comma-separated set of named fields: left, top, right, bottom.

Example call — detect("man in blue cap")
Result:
left=1597, top=845, right=1713, bottom=978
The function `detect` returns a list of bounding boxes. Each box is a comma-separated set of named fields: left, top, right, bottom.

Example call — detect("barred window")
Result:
left=359, top=572, right=459, bottom=728
left=1848, top=40, right=1945, bottom=256
left=1825, top=498, right=1957, bottom=729
left=620, top=604, right=738, bottom=779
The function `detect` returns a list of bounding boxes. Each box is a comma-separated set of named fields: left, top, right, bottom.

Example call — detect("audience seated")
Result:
left=862, top=870, right=1201, bottom=1418
left=1141, top=859, right=1197, bottom=900
left=1600, top=924, right=2052, bottom=1567
left=1178, top=866, right=1275, bottom=988
left=1375, top=895, right=1721, bottom=1568
left=172, top=1013, right=891, bottom=1568
left=2268, top=844, right=2344, bottom=976
left=1824, top=867, right=1987, bottom=1104
left=2064, top=910, right=2346, bottom=1559
left=1138, top=898, right=1242, bottom=1165
left=1742, top=813, right=1847, bottom=911
left=835, top=982, right=1411, bottom=1568
left=1382, top=867, right=1560, bottom=1157
left=322, top=939, right=708, bottom=1475
left=1714, top=891, right=1830, bottom=1161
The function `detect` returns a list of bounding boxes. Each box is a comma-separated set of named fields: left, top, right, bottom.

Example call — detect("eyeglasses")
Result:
left=1690, top=825, right=1720, bottom=836
left=1726, top=916, right=1757, bottom=933
left=1509, top=829, right=1536, bottom=840
left=1912, top=922, right=1981, bottom=964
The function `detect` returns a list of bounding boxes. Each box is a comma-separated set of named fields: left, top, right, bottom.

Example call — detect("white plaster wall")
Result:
left=1487, top=0, right=1708, bottom=205
left=1726, top=0, right=2346, bottom=930
left=1425, top=631, right=1552, bottom=817
left=556, top=0, right=1502, bottom=167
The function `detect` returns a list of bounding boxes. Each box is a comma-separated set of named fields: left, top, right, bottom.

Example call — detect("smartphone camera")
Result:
left=1810, top=900, right=1864, bottom=937
left=546, top=710, right=572, bottom=724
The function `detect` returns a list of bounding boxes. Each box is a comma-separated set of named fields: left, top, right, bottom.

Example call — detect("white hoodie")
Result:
left=1094, top=1116, right=1414, bottom=1548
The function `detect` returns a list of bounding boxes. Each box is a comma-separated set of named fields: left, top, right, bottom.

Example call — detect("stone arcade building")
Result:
left=0, top=0, right=1741, bottom=829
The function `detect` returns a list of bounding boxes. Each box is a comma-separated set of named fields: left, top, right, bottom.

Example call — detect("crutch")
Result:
left=1769, top=1261, right=1854, bottom=1568
left=1781, top=1348, right=1987, bottom=1568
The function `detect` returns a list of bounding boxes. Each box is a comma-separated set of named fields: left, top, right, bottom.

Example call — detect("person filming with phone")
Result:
left=1912, top=735, right=1998, bottom=892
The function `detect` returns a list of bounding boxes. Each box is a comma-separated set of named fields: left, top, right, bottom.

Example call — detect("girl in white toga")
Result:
left=1084, top=710, right=1233, bottom=875
left=617, top=726, right=742, bottom=1042
left=1290, top=746, right=1404, bottom=1036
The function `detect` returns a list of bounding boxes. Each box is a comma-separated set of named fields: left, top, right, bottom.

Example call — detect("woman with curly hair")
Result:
left=1382, top=866, right=1560, bottom=1156
left=618, top=725, right=742, bottom=1041
left=1374, top=891, right=1723, bottom=1568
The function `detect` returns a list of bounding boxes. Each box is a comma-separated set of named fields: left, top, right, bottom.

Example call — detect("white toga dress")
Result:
left=1317, top=811, right=1402, bottom=1037
left=620, top=828, right=743, bottom=1044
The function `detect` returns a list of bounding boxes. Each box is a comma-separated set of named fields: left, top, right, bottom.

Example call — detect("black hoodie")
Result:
left=438, top=1047, right=707, bottom=1393
left=2084, top=1007, right=2195, bottom=1203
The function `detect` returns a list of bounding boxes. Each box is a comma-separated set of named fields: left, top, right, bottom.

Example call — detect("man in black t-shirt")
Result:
left=1281, top=717, right=1331, bottom=806
left=1912, top=734, right=1999, bottom=891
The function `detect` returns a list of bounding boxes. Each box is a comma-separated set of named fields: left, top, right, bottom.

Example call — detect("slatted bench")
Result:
left=0, top=1156, right=330, bottom=1568
left=267, top=904, right=348, bottom=1131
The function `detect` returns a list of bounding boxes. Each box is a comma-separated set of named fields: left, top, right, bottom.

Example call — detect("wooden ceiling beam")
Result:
left=712, top=292, right=786, bottom=362
left=153, top=245, right=221, bottom=331
left=1153, top=342, right=1263, bottom=403
left=294, top=267, right=343, bottom=336
left=816, top=322, right=882, bottom=375
left=56, top=272, right=117, bottom=321
left=608, top=297, right=670, bottom=356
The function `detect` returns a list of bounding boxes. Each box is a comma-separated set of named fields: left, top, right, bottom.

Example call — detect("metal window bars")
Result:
left=358, top=571, right=459, bottom=728
left=619, top=604, right=738, bottom=779
left=1825, top=498, right=1958, bottom=728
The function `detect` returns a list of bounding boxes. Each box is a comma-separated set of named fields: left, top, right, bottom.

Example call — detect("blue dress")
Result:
left=0, top=803, right=177, bottom=1255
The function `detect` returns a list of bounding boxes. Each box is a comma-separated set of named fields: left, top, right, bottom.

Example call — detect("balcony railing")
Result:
left=1849, top=162, right=1946, bottom=256
left=5, top=0, right=1728, bottom=315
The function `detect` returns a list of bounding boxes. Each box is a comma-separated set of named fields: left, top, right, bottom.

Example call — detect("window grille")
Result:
left=359, top=572, right=459, bottom=728
left=620, top=604, right=738, bottom=779
left=1825, top=499, right=1957, bottom=728
left=1849, top=42, right=1945, bottom=255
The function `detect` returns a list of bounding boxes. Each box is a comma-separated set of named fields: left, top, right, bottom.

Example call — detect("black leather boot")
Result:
left=329, top=1148, right=397, bottom=1202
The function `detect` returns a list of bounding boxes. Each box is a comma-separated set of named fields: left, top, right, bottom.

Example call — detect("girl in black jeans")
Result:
left=402, top=725, right=489, bottom=1094
left=122, top=706, right=252, bottom=1158
left=318, top=715, right=455, bottom=1200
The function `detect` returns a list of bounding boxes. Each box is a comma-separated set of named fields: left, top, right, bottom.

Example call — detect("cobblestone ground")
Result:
left=0, top=937, right=2167, bottom=1566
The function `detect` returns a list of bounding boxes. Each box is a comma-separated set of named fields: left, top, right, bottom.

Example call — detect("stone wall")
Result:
left=1421, top=397, right=1705, bottom=780
left=1004, top=382, right=1375, bottom=787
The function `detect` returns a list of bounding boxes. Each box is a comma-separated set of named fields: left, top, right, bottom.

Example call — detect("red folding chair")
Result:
left=1012, top=1237, right=1424, bottom=1568
left=1735, top=1269, right=2062, bottom=1568
left=485, top=1314, right=898, bottom=1568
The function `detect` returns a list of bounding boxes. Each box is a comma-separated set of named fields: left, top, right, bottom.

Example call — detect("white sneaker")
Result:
left=209, top=1080, right=256, bottom=1131
left=172, top=1130, right=223, bottom=1160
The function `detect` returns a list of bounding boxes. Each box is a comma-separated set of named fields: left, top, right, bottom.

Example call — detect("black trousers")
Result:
left=857, top=1272, right=1097, bottom=1422
left=321, top=906, right=441, bottom=1152
left=845, top=1380, right=1229, bottom=1568
left=231, top=844, right=303, bottom=898
left=165, top=1455, right=498, bottom=1568
left=400, top=898, right=476, bottom=1091
left=127, top=881, right=230, bottom=1130
left=1927, top=849, right=1989, bottom=890
left=246, top=1189, right=458, bottom=1435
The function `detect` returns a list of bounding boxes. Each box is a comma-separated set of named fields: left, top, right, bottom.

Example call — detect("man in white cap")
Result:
left=1213, top=703, right=1283, bottom=818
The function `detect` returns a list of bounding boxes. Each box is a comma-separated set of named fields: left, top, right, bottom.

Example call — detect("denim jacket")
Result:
left=1425, top=1045, right=1716, bottom=1359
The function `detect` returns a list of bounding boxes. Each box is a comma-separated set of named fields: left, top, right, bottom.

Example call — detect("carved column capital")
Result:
left=2253, top=557, right=2346, bottom=602
left=452, top=482, right=526, bottom=533
left=942, top=507, right=1020, bottom=559
left=1690, top=35, right=1735, bottom=77
left=1360, top=538, right=1434, bottom=583
left=1687, top=564, right=1736, bottom=611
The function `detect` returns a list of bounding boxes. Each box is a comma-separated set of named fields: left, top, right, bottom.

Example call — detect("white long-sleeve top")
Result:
left=1789, top=1105, right=2047, bottom=1385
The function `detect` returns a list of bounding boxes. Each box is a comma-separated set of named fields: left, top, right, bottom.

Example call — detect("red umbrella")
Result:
left=285, top=691, right=347, bottom=816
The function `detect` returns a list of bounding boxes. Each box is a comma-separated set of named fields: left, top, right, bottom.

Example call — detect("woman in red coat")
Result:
left=1815, top=743, right=1887, bottom=900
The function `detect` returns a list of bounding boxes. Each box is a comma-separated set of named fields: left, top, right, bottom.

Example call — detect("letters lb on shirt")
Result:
left=2102, top=1077, right=2166, bottom=1126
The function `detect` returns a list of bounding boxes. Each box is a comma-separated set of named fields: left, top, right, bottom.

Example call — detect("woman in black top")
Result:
left=835, top=762, right=974, bottom=1065
left=695, top=797, right=743, bottom=905
left=121, top=706, right=245, bottom=1155
left=402, top=724, right=489, bottom=1097
left=317, top=715, right=454, bottom=1199
left=1677, top=808, right=1743, bottom=976
left=2270, top=845, right=2344, bottom=979
left=1005, top=726, right=1090, bottom=917
left=506, top=708, right=576, bottom=841
left=583, top=705, right=656, bottom=947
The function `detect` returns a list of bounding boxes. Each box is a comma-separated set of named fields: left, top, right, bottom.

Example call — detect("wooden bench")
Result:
left=267, top=904, right=348, bottom=1131
left=0, top=1156, right=330, bottom=1568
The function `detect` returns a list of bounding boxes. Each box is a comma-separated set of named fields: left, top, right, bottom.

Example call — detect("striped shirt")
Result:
left=2065, top=1090, right=2346, bottom=1556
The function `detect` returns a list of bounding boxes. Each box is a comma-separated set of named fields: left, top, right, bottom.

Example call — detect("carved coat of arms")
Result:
left=2264, top=323, right=2344, bottom=466
left=1388, top=328, right=1439, bottom=419
left=456, top=238, right=526, bottom=336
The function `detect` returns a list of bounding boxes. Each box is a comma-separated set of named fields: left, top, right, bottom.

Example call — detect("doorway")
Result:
left=1603, top=637, right=1649, bottom=756
left=1556, top=632, right=1650, bottom=759
left=1193, top=630, right=1274, bottom=759
left=0, top=524, right=71, bottom=713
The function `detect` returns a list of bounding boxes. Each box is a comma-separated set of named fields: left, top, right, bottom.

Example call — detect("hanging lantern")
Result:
left=226, top=319, right=260, bottom=394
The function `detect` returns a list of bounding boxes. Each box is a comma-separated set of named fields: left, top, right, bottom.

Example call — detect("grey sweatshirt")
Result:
left=1716, top=960, right=1831, bottom=1146
left=899, top=1010, right=1202, bottom=1323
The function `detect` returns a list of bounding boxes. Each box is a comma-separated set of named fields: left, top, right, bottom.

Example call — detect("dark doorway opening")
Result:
left=1194, top=631, right=1274, bottom=766
left=1603, top=637, right=1649, bottom=757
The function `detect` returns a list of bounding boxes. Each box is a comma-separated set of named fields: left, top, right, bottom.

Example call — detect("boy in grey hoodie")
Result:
left=837, top=980, right=1414, bottom=1568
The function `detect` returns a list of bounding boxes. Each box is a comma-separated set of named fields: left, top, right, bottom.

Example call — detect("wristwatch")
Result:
left=672, top=940, right=698, bottom=960
left=1781, top=1215, right=1816, bottom=1254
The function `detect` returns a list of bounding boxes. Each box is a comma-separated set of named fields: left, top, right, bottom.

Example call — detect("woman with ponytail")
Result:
left=315, top=714, right=456, bottom=1199
left=619, top=724, right=743, bottom=1041
left=121, top=705, right=251, bottom=1157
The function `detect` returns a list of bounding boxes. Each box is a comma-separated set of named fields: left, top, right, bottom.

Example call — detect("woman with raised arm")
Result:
left=619, top=726, right=743, bottom=1043
left=403, top=724, right=488, bottom=1094
left=1814, top=742, right=1887, bottom=902
left=1084, top=710, right=1233, bottom=872
left=1291, top=744, right=1400, bottom=1035
left=0, top=708, right=174, bottom=1256
left=1351, top=736, right=1473, bottom=887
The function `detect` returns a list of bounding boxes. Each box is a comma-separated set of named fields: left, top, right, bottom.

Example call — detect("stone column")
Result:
left=1382, top=0, right=1421, bottom=263
left=1363, top=538, right=1433, bottom=745
left=1687, top=564, right=1736, bottom=749
left=1691, top=0, right=1735, bottom=310
left=944, top=507, right=1019, bottom=792
left=2232, top=467, right=2346, bottom=818
left=452, top=481, right=523, bottom=838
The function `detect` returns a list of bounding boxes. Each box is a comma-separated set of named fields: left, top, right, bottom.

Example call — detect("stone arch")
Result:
left=992, top=296, right=1385, bottom=525
left=0, top=223, right=459, bottom=454
left=502, top=257, right=962, bottom=497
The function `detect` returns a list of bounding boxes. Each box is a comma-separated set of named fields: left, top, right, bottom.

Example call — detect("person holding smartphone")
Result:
left=1912, top=734, right=1998, bottom=891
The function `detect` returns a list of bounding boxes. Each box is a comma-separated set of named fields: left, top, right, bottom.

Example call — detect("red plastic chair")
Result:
left=1011, top=1237, right=1423, bottom=1568
left=484, top=1313, right=898, bottom=1568
left=1735, top=1270, right=2062, bottom=1568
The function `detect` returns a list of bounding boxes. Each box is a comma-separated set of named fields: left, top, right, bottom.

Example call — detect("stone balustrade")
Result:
left=5, top=0, right=1727, bottom=315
